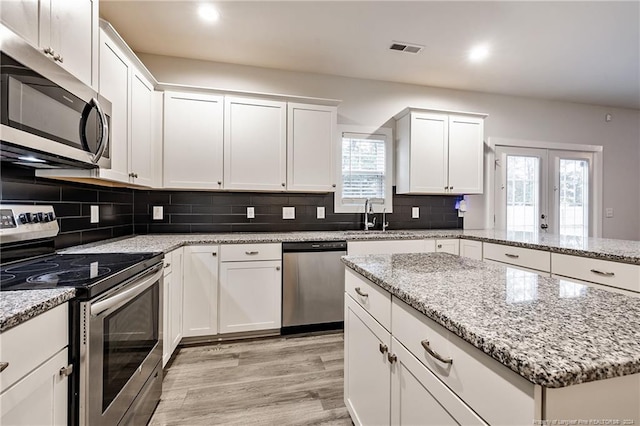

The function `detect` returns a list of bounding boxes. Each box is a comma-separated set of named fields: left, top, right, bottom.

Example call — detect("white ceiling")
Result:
left=100, top=1, right=640, bottom=109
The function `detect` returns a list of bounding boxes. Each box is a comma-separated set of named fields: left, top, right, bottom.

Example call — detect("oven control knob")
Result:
left=32, top=213, right=41, bottom=223
left=46, top=212, right=56, bottom=222
left=37, top=212, right=45, bottom=222
left=18, top=213, right=30, bottom=224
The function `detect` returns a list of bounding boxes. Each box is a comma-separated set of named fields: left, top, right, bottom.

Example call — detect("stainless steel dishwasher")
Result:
left=282, top=241, right=347, bottom=333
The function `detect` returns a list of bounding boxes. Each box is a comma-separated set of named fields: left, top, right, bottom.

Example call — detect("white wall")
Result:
left=139, top=53, right=640, bottom=240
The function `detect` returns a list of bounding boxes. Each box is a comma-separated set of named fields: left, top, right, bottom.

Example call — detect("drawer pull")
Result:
left=590, top=269, right=615, bottom=277
left=212, top=252, right=217, bottom=256
left=164, top=263, right=171, bottom=268
left=0, top=362, right=8, bottom=373
left=379, top=343, right=388, bottom=354
left=504, top=253, right=520, bottom=259
left=59, top=364, right=73, bottom=377
left=387, top=353, right=397, bottom=364
left=421, top=340, right=453, bottom=365
left=354, top=287, right=368, bottom=298
left=245, top=251, right=259, bottom=255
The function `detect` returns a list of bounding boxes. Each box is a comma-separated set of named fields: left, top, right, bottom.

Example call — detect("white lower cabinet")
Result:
left=0, top=304, right=70, bottom=426
left=435, top=239, right=459, bottom=255
left=460, top=239, right=482, bottom=260
left=183, top=245, right=219, bottom=337
left=219, top=244, right=282, bottom=334
left=162, top=248, right=184, bottom=367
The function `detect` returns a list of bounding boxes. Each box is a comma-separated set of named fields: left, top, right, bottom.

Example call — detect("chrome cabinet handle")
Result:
left=450, top=186, right=453, bottom=190
left=437, top=244, right=442, bottom=248
left=245, top=251, right=259, bottom=255
left=332, top=184, right=336, bottom=188
left=164, top=263, right=171, bottom=268
left=217, top=181, right=222, bottom=185
left=0, top=362, right=8, bottom=373
left=281, top=183, right=286, bottom=187
left=276, top=266, right=281, bottom=271
left=59, top=364, right=73, bottom=377
left=354, top=287, right=368, bottom=298
left=590, top=269, right=615, bottom=277
left=421, top=340, right=453, bottom=364
left=504, top=253, right=520, bottom=259
left=387, top=353, right=397, bottom=364
left=212, top=252, right=217, bottom=256
left=379, top=343, right=388, bottom=354
left=43, top=47, right=54, bottom=56
left=53, top=53, right=63, bottom=63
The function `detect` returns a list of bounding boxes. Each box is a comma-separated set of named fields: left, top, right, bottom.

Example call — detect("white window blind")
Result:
left=341, top=132, right=386, bottom=201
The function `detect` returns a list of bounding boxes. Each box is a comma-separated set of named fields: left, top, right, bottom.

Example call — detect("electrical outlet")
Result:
left=605, top=208, right=614, bottom=218
left=412, top=207, right=420, bottom=219
left=153, top=206, right=163, bottom=220
left=317, top=207, right=325, bottom=219
left=90, top=205, right=99, bottom=223
left=282, top=207, right=295, bottom=220
left=247, top=207, right=255, bottom=219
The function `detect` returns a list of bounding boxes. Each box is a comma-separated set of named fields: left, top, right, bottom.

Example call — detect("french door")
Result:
left=495, top=146, right=593, bottom=238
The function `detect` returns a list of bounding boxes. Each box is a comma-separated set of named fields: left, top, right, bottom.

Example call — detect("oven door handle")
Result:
left=91, top=266, right=162, bottom=316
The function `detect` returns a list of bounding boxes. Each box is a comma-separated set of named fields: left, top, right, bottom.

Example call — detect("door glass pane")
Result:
left=506, top=155, right=540, bottom=237
left=558, top=159, right=589, bottom=238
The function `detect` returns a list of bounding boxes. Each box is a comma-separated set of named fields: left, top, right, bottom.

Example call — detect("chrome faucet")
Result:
left=382, top=208, right=389, bottom=232
left=364, top=198, right=376, bottom=231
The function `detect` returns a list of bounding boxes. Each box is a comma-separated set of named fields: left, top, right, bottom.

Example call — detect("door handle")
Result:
left=421, top=340, right=453, bottom=364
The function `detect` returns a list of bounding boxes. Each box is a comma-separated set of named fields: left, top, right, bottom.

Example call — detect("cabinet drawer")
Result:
left=552, top=253, right=640, bottom=293
left=483, top=242, right=550, bottom=272
left=345, top=269, right=391, bottom=331
left=391, top=299, right=536, bottom=425
left=220, top=243, right=282, bottom=262
left=0, top=304, right=68, bottom=393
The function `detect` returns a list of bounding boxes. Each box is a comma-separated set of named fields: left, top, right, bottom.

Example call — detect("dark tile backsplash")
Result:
left=0, top=165, right=135, bottom=249
left=1, top=164, right=462, bottom=248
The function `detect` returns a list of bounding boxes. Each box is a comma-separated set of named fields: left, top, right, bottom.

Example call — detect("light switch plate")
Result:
left=282, top=207, right=295, bottom=220
left=412, top=207, right=420, bottom=219
left=247, top=207, right=255, bottom=219
left=317, top=207, right=325, bottom=219
left=90, top=205, right=99, bottom=223
left=153, top=206, right=163, bottom=220
left=605, top=208, right=614, bottom=218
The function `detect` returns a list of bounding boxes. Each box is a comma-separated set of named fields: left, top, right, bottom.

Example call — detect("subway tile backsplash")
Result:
left=1, top=165, right=462, bottom=248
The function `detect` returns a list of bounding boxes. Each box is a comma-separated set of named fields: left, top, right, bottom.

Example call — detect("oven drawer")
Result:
left=391, top=298, right=536, bottom=425
left=0, top=303, right=68, bottom=393
left=483, top=242, right=551, bottom=272
left=345, top=268, right=391, bottom=331
left=220, top=243, right=282, bottom=262
left=552, top=253, right=640, bottom=293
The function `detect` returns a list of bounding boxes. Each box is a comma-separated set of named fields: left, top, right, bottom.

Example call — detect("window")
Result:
left=335, top=125, right=393, bottom=213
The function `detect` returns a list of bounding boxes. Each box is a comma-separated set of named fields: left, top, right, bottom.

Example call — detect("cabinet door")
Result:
left=219, top=260, right=282, bottom=333
left=49, top=0, right=94, bottom=86
left=98, top=31, right=130, bottom=183
left=460, top=240, right=483, bottom=260
left=435, top=239, right=460, bottom=255
left=390, top=339, right=485, bottom=425
left=170, top=248, right=184, bottom=352
left=344, top=295, right=391, bottom=426
left=410, top=112, right=448, bottom=193
left=447, top=115, right=484, bottom=194
left=287, top=103, right=337, bottom=192
left=162, top=271, right=172, bottom=367
left=0, top=0, right=39, bottom=46
left=163, top=92, right=224, bottom=189
left=0, top=349, right=68, bottom=426
left=183, top=246, right=219, bottom=337
left=224, top=97, right=286, bottom=191
left=130, top=72, right=154, bottom=186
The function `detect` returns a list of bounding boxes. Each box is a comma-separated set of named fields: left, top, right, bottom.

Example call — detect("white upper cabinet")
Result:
left=224, top=97, right=287, bottom=191
left=163, top=92, right=224, bottom=189
left=130, top=72, right=154, bottom=186
left=287, top=103, right=337, bottom=192
left=1, top=0, right=97, bottom=87
left=395, top=108, right=486, bottom=195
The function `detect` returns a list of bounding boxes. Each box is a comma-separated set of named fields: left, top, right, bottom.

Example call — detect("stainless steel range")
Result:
left=0, top=204, right=164, bottom=426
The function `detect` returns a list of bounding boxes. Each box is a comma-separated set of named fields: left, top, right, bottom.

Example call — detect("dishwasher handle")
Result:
left=282, top=241, right=347, bottom=253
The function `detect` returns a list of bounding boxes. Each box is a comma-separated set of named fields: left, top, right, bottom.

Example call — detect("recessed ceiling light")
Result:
left=468, top=44, right=490, bottom=63
left=198, top=4, right=220, bottom=23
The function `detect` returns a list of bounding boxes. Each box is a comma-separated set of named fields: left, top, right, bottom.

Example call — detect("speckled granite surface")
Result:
left=59, top=230, right=640, bottom=265
left=0, top=289, right=75, bottom=332
left=342, top=253, right=640, bottom=388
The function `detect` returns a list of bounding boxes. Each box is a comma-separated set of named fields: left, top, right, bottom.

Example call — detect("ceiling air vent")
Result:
left=389, top=41, right=424, bottom=54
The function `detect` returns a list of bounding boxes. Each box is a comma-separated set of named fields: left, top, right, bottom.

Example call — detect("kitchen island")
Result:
left=342, top=252, right=640, bottom=425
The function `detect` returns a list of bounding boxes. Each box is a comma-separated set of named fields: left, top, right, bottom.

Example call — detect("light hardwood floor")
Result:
left=150, top=332, right=352, bottom=425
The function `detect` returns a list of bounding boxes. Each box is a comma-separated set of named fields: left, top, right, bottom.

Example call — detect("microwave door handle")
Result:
left=90, top=267, right=162, bottom=316
left=93, top=98, right=109, bottom=163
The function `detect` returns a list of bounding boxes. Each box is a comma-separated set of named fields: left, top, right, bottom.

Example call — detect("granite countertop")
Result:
left=0, top=288, right=76, bottom=332
left=60, top=229, right=640, bottom=265
left=341, top=252, right=640, bottom=388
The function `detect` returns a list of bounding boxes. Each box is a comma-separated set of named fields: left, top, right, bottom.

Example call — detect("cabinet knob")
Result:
left=43, top=47, right=54, bottom=56
left=444, top=186, right=449, bottom=190
left=437, top=244, right=442, bottom=249
left=332, top=184, right=336, bottom=188
left=387, top=353, right=397, bottom=364
left=379, top=343, right=388, bottom=354
left=217, top=181, right=222, bottom=185
left=276, top=266, right=281, bottom=271
left=212, top=252, right=217, bottom=256
left=53, top=54, right=64, bottom=63
left=450, top=186, right=453, bottom=190
left=281, top=183, right=286, bottom=187
left=0, top=362, right=8, bottom=373
left=59, top=364, right=73, bottom=377
left=164, top=263, right=171, bottom=268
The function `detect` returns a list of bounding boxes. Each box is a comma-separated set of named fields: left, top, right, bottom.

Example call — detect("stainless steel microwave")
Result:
left=0, top=23, right=111, bottom=169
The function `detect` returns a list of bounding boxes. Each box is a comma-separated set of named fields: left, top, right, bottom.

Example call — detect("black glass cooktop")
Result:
left=0, top=253, right=162, bottom=296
